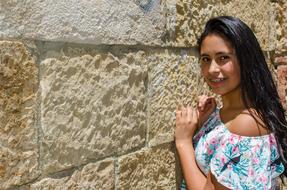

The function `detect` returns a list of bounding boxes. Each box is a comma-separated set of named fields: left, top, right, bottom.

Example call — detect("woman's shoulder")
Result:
left=227, top=108, right=271, bottom=137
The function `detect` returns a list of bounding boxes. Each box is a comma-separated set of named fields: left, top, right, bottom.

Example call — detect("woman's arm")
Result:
left=176, top=103, right=229, bottom=190
left=175, top=106, right=207, bottom=189
left=176, top=140, right=207, bottom=189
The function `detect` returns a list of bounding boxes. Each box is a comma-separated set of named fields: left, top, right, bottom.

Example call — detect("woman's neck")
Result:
left=221, top=86, right=245, bottom=110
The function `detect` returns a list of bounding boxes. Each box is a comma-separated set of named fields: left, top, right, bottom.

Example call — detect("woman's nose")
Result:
left=208, top=59, right=220, bottom=74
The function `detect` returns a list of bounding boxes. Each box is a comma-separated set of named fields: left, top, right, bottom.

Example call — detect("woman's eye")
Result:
left=200, top=57, right=210, bottom=63
left=219, top=55, right=229, bottom=61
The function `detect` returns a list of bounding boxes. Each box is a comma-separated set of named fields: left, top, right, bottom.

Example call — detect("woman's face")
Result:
left=200, top=34, right=241, bottom=96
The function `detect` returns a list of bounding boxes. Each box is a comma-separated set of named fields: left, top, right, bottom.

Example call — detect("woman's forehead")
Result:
left=200, top=34, right=234, bottom=55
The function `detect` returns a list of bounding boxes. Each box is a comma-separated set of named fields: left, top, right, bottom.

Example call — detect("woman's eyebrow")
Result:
left=200, top=53, right=209, bottom=57
left=215, top=52, right=234, bottom=55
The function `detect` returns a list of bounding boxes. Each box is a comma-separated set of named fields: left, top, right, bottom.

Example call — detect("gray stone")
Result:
left=40, top=47, right=147, bottom=174
left=0, top=0, right=166, bottom=46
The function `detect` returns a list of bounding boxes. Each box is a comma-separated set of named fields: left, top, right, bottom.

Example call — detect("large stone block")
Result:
left=0, top=0, right=166, bottom=46
left=118, top=143, right=176, bottom=189
left=148, top=49, right=211, bottom=146
left=40, top=45, right=147, bottom=174
left=167, top=0, right=272, bottom=50
left=31, top=159, right=114, bottom=190
left=0, top=41, right=39, bottom=188
left=274, top=0, right=287, bottom=55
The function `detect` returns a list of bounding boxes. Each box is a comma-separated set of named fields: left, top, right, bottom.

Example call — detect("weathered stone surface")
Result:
left=168, top=0, right=272, bottom=50
left=31, top=159, right=114, bottom=190
left=148, top=49, right=211, bottom=146
left=118, top=143, right=176, bottom=189
left=277, top=65, right=287, bottom=110
left=0, top=0, right=166, bottom=45
left=0, top=41, right=39, bottom=188
left=40, top=47, right=147, bottom=174
left=274, top=0, right=287, bottom=55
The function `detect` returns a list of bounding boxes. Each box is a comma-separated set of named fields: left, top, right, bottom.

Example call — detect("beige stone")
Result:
left=118, top=143, right=177, bottom=189
left=40, top=47, right=147, bottom=174
left=0, top=0, right=166, bottom=46
left=147, top=49, right=211, bottom=146
left=168, top=0, right=272, bottom=50
left=277, top=65, right=287, bottom=110
left=0, top=41, right=39, bottom=188
left=274, top=0, right=287, bottom=55
left=31, top=159, right=114, bottom=190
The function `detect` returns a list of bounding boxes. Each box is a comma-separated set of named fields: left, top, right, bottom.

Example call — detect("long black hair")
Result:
left=197, top=16, right=287, bottom=177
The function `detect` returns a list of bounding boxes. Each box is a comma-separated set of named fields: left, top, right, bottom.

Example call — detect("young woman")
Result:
left=175, top=16, right=287, bottom=190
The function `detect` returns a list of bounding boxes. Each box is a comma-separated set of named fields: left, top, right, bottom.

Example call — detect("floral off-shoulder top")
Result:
left=180, top=108, right=285, bottom=190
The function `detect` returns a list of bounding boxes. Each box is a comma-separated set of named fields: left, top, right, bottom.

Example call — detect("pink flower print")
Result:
left=207, top=148, right=214, bottom=155
left=232, top=146, right=239, bottom=153
left=259, top=176, right=267, bottom=183
left=248, top=168, right=255, bottom=177
left=229, top=136, right=236, bottom=144
left=220, top=157, right=227, bottom=166
left=220, top=142, right=227, bottom=149
left=252, top=157, right=259, bottom=165
left=210, top=138, right=217, bottom=145
left=269, top=136, right=276, bottom=146
left=227, top=164, right=232, bottom=170
left=253, top=145, right=259, bottom=152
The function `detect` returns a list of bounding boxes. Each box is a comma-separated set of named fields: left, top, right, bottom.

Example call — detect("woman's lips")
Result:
left=208, top=78, right=227, bottom=87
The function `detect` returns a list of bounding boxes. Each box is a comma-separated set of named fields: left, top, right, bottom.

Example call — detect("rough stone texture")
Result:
left=118, top=143, right=176, bottom=189
left=277, top=65, right=287, bottom=111
left=168, top=0, right=272, bottom=50
left=0, top=41, right=39, bottom=189
left=148, top=49, right=212, bottom=146
left=40, top=46, right=147, bottom=175
left=0, top=0, right=166, bottom=46
left=274, top=0, right=287, bottom=55
left=31, top=159, right=114, bottom=190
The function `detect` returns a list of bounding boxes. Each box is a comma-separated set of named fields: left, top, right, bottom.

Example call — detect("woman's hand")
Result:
left=175, top=105, right=198, bottom=145
left=197, top=95, right=216, bottom=128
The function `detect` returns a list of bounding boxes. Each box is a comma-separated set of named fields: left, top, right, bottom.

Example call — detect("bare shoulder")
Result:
left=227, top=109, right=270, bottom=137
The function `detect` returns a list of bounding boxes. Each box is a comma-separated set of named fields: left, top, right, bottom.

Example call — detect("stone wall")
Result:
left=0, top=0, right=286, bottom=189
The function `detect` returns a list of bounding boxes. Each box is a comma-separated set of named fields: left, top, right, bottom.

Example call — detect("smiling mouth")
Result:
left=209, top=78, right=227, bottom=83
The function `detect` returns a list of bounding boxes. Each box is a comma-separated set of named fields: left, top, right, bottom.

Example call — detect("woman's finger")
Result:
left=187, top=105, right=192, bottom=121
left=181, top=106, right=187, bottom=118
left=198, top=95, right=208, bottom=111
left=192, top=107, right=199, bottom=123
left=176, top=109, right=182, bottom=119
